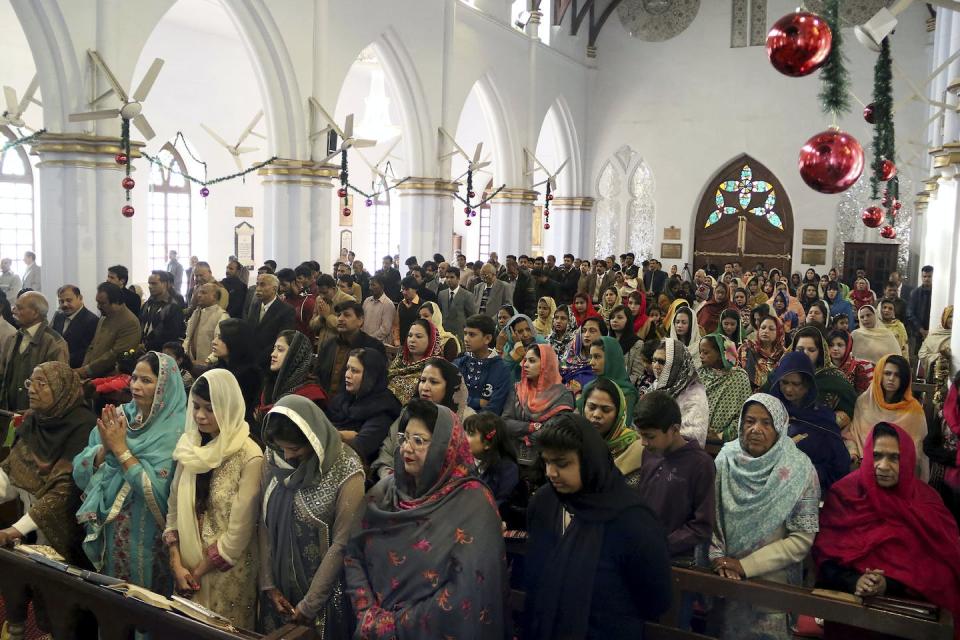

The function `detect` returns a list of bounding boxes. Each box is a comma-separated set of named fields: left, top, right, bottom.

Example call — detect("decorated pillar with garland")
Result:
left=395, top=178, right=459, bottom=261
left=489, top=188, right=537, bottom=256
left=258, top=160, right=337, bottom=270
left=31, top=133, right=143, bottom=295
left=545, top=196, right=595, bottom=259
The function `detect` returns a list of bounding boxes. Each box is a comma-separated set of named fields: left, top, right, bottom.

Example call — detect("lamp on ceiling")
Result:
left=515, top=10, right=532, bottom=29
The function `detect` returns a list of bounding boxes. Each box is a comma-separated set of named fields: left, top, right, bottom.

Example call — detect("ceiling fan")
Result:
left=308, top=98, right=376, bottom=165
left=1, top=74, right=40, bottom=131
left=439, top=128, right=492, bottom=181
left=69, top=50, right=163, bottom=141
left=354, top=136, right=402, bottom=183
left=200, top=110, right=264, bottom=170
left=524, top=147, right=568, bottom=191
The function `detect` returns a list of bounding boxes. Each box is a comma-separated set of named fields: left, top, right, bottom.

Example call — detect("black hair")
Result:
left=275, top=268, right=295, bottom=284
left=580, top=316, right=607, bottom=335
left=535, top=413, right=588, bottom=453
left=192, top=375, right=211, bottom=402
left=401, top=276, right=418, bottom=290
left=554, top=304, right=570, bottom=320
left=335, top=300, right=364, bottom=318
left=294, top=264, right=312, bottom=279
left=338, top=273, right=355, bottom=286
left=672, top=306, right=695, bottom=346
left=433, top=253, right=445, bottom=263
left=263, top=412, right=310, bottom=448
left=641, top=338, right=660, bottom=362
left=750, top=304, right=771, bottom=329
left=415, top=357, right=461, bottom=410
left=422, top=261, right=436, bottom=271
left=405, top=256, right=419, bottom=267
left=464, top=412, right=517, bottom=466
left=584, top=377, right=621, bottom=413
left=872, top=421, right=899, bottom=442
left=634, top=390, right=682, bottom=431
left=370, top=275, right=385, bottom=287
left=57, top=284, right=81, bottom=297
left=264, top=260, right=278, bottom=270
left=316, top=274, right=336, bottom=289
left=464, top=314, right=496, bottom=347
left=445, top=266, right=460, bottom=278
left=137, top=351, right=161, bottom=377
left=107, top=265, right=129, bottom=285
left=162, top=341, right=189, bottom=372
left=922, top=265, right=933, bottom=274
left=826, top=329, right=849, bottom=347
left=97, top=281, right=124, bottom=305
left=307, top=261, right=321, bottom=272
left=882, top=355, right=911, bottom=402
left=216, top=318, right=257, bottom=369
left=399, top=397, right=439, bottom=434
left=792, top=326, right=826, bottom=368
left=117, top=347, right=145, bottom=375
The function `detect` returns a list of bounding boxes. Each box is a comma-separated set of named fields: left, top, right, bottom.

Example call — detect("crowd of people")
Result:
left=0, top=246, right=958, bottom=640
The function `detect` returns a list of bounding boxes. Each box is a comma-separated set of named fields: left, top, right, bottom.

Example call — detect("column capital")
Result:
left=549, top=196, right=595, bottom=212
left=492, top=187, right=539, bottom=203
left=932, top=142, right=960, bottom=170
left=31, top=132, right=145, bottom=170
left=257, top=159, right=338, bottom=186
left=914, top=192, right=930, bottom=215
left=394, top=177, right=459, bottom=197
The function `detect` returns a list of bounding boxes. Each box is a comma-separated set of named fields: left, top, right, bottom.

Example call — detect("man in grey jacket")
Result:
left=439, top=267, right=476, bottom=342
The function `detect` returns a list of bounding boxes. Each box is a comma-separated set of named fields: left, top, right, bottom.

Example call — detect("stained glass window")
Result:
left=148, top=143, right=192, bottom=275
left=705, top=164, right=782, bottom=230
left=0, top=127, right=35, bottom=266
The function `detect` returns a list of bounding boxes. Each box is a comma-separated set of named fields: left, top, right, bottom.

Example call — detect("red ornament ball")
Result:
left=894, top=201, right=902, bottom=211
left=121, top=205, right=135, bottom=218
left=861, top=206, right=884, bottom=228
left=880, top=225, right=897, bottom=239
left=798, top=129, right=864, bottom=194
left=200, top=187, right=210, bottom=198
left=766, top=11, right=832, bottom=77
left=337, top=188, right=347, bottom=198
left=115, top=153, right=128, bottom=165
left=863, top=103, right=876, bottom=124
left=880, top=159, right=897, bottom=181
left=546, top=193, right=555, bottom=201
left=468, top=191, right=476, bottom=198
left=544, top=222, right=550, bottom=230
left=122, top=177, right=135, bottom=190
left=342, top=207, right=351, bottom=217
left=464, top=206, right=472, bottom=215
left=465, top=218, right=472, bottom=227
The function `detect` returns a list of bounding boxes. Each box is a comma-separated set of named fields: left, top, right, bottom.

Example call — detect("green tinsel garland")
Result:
left=870, top=38, right=897, bottom=203
left=818, top=0, right=851, bottom=118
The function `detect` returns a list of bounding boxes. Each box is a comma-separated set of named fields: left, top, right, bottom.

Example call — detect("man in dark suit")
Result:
left=585, top=260, right=615, bottom=304
left=376, top=255, right=402, bottom=302
left=555, top=253, right=580, bottom=306
left=644, top=259, right=668, bottom=296
left=248, top=273, right=295, bottom=370
left=315, top=300, right=385, bottom=394
left=473, top=263, right=511, bottom=319
left=106, top=265, right=141, bottom=317
left=439, top=267, right=477, bottom=342
left=221, top=259, right=248, bottom=318
left=52, top=285, right=99, bottom=369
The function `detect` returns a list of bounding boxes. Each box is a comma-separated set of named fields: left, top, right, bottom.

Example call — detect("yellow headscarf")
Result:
left=534, top=296, right=557, bottom=337
left=421, top=301, right=461, bottom=351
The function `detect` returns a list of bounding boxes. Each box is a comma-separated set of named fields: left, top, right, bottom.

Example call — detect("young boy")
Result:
left=453, top=314, right=512, bottom=414
left=634, top=390, right=715, bottom=560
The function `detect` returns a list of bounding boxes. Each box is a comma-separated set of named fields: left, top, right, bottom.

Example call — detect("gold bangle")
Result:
left=117, top=449, right=134, bottom=464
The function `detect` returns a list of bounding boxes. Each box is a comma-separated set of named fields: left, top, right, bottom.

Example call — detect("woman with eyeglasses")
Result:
left=344, top=399, right=507, bottom=638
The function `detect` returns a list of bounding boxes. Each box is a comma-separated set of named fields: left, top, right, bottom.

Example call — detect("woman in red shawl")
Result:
left=697, top=282, right=735, bottom=335
left=626, top=290, right=649, bottom=335
left=814, top=422, right=960, bottom=639
left=850, top=277, right=877, bottom=312
left=572, top=292, right=602, bottom=327
left=826, top=329, right=874, bottom=394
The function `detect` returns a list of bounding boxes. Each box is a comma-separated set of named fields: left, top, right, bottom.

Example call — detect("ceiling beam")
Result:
left=554, top=0, right=625, bottom=54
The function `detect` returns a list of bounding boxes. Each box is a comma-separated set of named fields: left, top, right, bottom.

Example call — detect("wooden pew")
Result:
left=0, top=548, right=313, bottom=640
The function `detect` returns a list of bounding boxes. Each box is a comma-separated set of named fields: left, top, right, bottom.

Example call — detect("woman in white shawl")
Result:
left=651, top=338, right=709, bottom=446
left=165, top=369, right=264, bottom=629
left=919, top=305, right=953, bottom=375
left=850, top=305, right=901, bottom=366
left=669, top=304, right=704, bottom=369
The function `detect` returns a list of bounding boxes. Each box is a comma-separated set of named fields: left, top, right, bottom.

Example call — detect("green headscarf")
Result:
left=579, top=377, right=640, bottom=460
left=576, top=336, right=638, bottom=422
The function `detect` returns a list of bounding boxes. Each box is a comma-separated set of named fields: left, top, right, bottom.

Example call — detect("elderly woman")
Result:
left=165, top=370, right=264, bottom=629
left=652, top=338, right=709, bottom=446
left=0, top=362, right=94, bottom=557
left=387, top=318, right=442, bottom=402
left=345, top=400, right=507, bottom=638
left=259, top=395, right=365, bottom=636
left=710, top=394, right=820, bottom=640
left=73, top=352, right=187, bottom=590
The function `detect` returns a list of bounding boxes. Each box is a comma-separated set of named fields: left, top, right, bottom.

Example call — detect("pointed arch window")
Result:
left=148, top=143, right=192, bottom=272
left=0, top=126, right=35, bottom=265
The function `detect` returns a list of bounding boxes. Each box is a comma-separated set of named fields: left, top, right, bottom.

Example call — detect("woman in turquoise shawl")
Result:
left=73, top=351, right=187, bottom=591
left=577, top=336, right=639, bottom=422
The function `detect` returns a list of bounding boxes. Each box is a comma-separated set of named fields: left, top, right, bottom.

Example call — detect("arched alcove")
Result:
left=593, top=145, right=654, bottom=258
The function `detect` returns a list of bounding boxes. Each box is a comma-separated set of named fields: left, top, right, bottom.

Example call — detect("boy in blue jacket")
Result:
left=454, top=314, right=513, bottom=414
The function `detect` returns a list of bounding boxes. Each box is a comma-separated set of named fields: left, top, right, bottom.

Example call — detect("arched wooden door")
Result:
left=693, top=155, right=794, bottom=275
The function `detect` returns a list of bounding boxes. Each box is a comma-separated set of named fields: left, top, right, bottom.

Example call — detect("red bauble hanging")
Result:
left=880, top=159, right=897, bottom=181
left=893, top=201, right=902, bottom=210
left=122, top=177, right=135, bottom=190
left=880, top=225, right=897, bottom=239
left=342, top=207, right=351, bottom=217
left=861, top=206, right=884, bottom=228
left=544, top=222, right=550, bottom=230
left=765, top=11, right=832, bottom=77
left=863, top=103, right=876, bottom=124
left=798, top=129, right=864, bottom=194
left=121, top=205, right=135, bottom=218
left=337, top=187, right=348, bottom=198
left=115, top=153, right=128, bottom=165
left=468, top=191, right=476, bottom=198
left=546, top=193, right=554, bottom=201
left=465, top=218, right=472, bottom=227
left=464, top=206, right=472, bottom=215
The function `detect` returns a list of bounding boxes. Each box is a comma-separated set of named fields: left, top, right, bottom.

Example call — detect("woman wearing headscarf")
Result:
left=663, top=297, right=691, bottom=334
left=823, top=282, right=855, bottom=329
left=210, top=318, right=262, bottom=432
left=919, top=305, right=953, bottom=375
left=524, top=413, right=671, bottom=640
left=503, top=343, right=576, bottom=463
left=851, top=305, right=901, bottom=365
left=501, top=313, right=548, bottom=381
left=548, top=304, right=576, bottom=359
left=386, top=318, right=442, bottom=402
left=788, top=326, right=858, bottom=430
left=669, top=304, right=704, bottom=368
left=697, top=283, right=735, bottom=335
left=533, top=296, right=557, bottom=338
left=651, top=338, right=709, bottom=446
left=580, top=378, right=646, bottom=487
left=697, top=334, right=752, bottom=443
left=418, top=301, right=461, bottom=361
left=559, top=316, right=605, bottom=395
left=738, top=314, right=786, bottom=391
left=165, top=370, right=264, bottom=628
left=848, top=354, right=929, bottom=481
left=493, top=304, right=517, bottom=353
left=799, top=283, right=820, bottom=315
left=325, top=347, right=402, bottom=466
left=597, top=285, right=621, bottom=322
left=345, top=400, right=507, bottom=638
left=826, top=329, right=874, bottom=394
left=770, top=290, right=799, bottom=334
left=804, top=300, right=830, bottom=331
left=571, top=292, right=601, bottom=328
left=259, top=395, right=365, bottom=636
left=717, top=309, right=745, bottom=347
left=256, top=330, right=326, bottom=421
left=73, top=352, right=187, bottom=590
left=746, top=276, right=768, bottom=308
left=578, top=335, right=639, bottom=423
left=815, top=422, right=960, bottom=637
left=878, top=299, right=909, bottom=358
left=0, top=362, right=94, bottom=562
left=607, top=304, right=645, bottom=385
left=849, top=277, right=877, bottom=312
left=626, top=290, right=649, bottom=337
left=710, top=394, right=820, bottom=640
left=767, top=352, right=850, bottom=494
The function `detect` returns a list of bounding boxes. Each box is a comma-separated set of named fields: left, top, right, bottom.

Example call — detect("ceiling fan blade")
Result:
left=548, top=176, right=557, bottom=190
left=88, top=50, right=128, bottom=102
left=378, top=137, right=402, bottom=165
left=236, top=110, right=264, bottom=145
left=69, top=108, right=120, bottom=122
left=133, top=58, right=164, bottom=102
left=200, top=123, right=232, bottom=149
left=343, top=113, right=355, bottom=140
left=554, top=158, right=569, bottom=177
left=472, top=142, right=484, bottom=165
left=351, top=138, right=377, bottom=148
left=309, top=98, right=345, bottom=138
left=18, top=75, right=39, bottom=114
left=321, top=149, right=341, bottom=164
left=132, top=114, right=156, bottom=141
left=308, top=125, right=332, bottom=141
left=233, top=154, right=243, bottom=171
left=3, top=86, right=18, bottom=113
left=475, top=160, right=492, bottom=170
left=234, top=146, right=259, bottom=153
left=354, top=147, right=377, bottom=170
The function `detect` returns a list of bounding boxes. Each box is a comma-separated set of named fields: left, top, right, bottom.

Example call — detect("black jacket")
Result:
left=247, top=298, right=296, bottom=370
left=221, top=276, right=248, bottom=319
left=121, top=287, right=141, bottom=317
left=139, top=298, right=185, bottom=352
left=52, top=307, right=99, bottom=368
left=555, top=267, right=580, bottom=306
left=315, top=330, right=386, bottom=393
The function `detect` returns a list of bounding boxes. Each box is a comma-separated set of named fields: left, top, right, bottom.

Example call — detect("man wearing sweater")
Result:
left=453, top=314, right=512, bottom=415
left=79, top=282, right=142, bottom=379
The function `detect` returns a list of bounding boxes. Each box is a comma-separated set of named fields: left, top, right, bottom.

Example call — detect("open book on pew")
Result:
left=106, top=583, right=239, bottom=633
left=812, top=589, right=939, bottom=621
left=12, top=544, right=124, bottom=587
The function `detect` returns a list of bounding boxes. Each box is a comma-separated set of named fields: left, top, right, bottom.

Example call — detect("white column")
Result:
left=545, top=196, right=594, bottom=259
left=259, top=161, right=336, bottom=268
left=395, top=178, right=458, bottom=261
left=490, top=188, right=537, bottom=256
left=927, top=150, right=959, bottom=357
left=942, top=12, right=960, bottom=145
left=31, top=133, right=142, bottom=297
